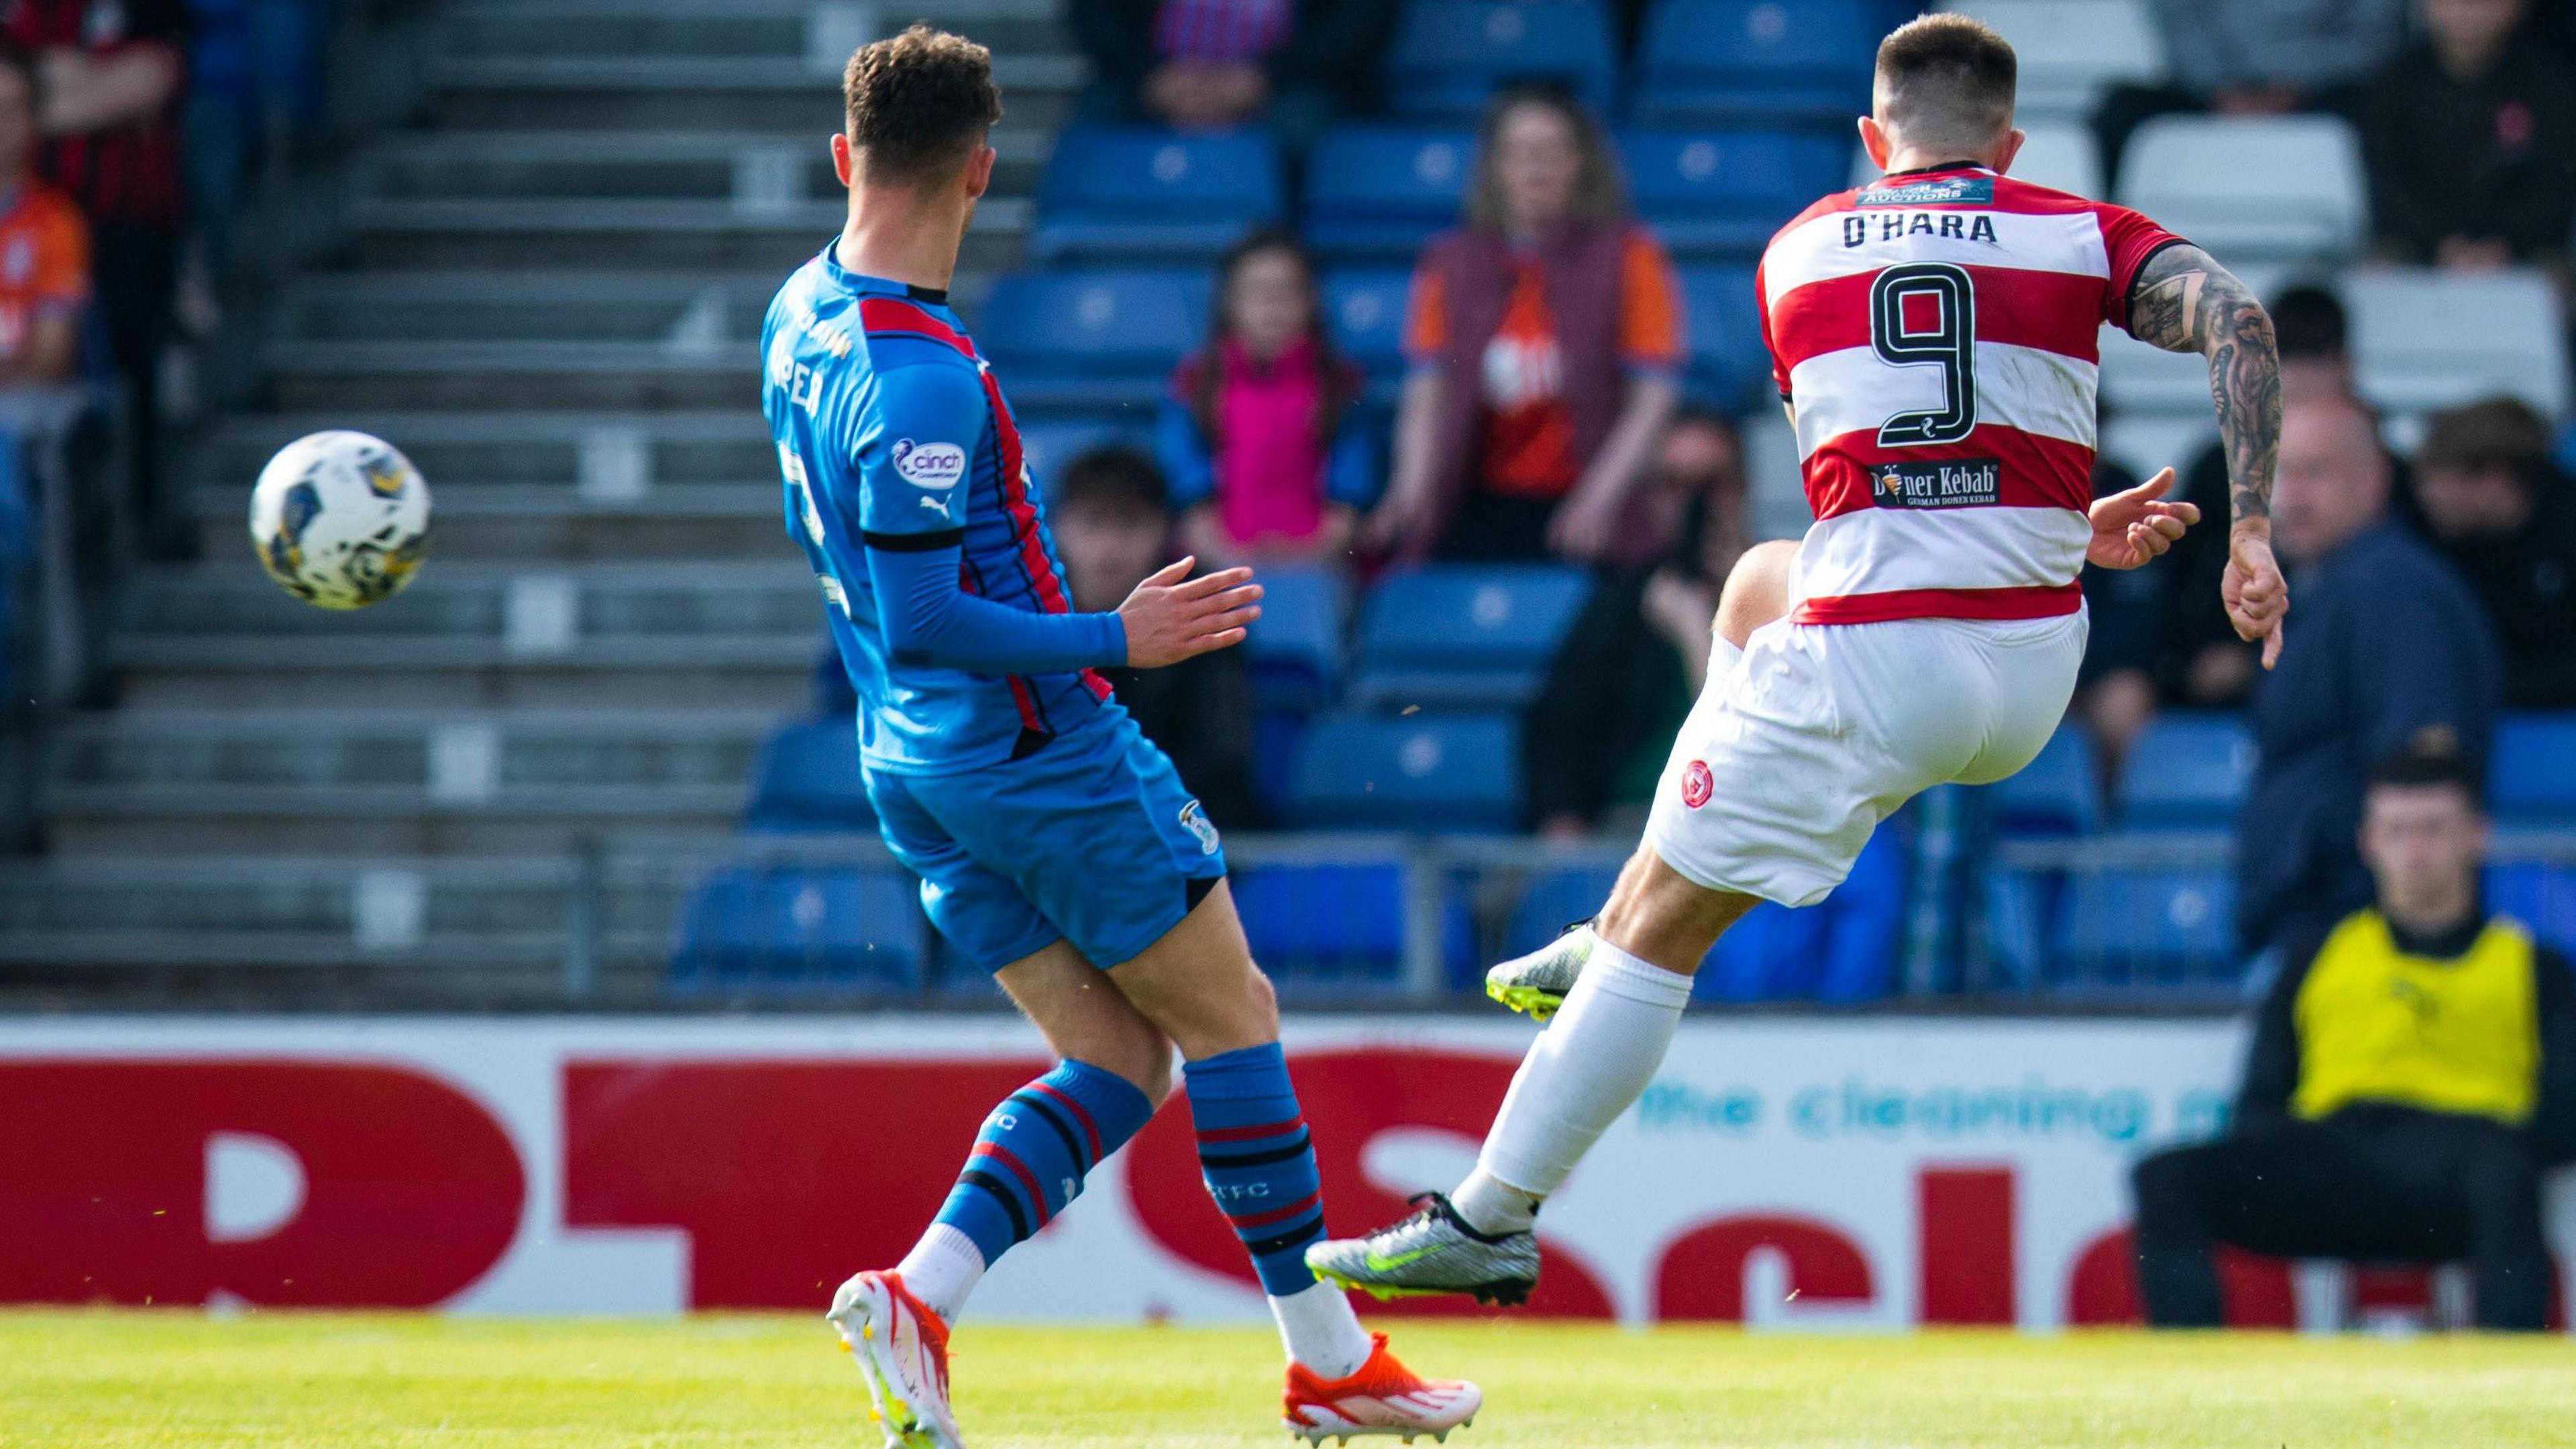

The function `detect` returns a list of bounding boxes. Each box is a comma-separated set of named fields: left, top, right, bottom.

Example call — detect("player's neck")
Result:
left=1879, top=147, right=1994, bottom=177
left=835, top=194, right=969, bottom=296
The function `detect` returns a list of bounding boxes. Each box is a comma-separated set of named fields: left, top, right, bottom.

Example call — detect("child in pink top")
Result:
left=1159, top=229, right=1378, bottom=565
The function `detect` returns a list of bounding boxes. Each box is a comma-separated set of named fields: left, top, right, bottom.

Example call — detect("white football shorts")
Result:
left=1641, top=607, right=2088, bottom=908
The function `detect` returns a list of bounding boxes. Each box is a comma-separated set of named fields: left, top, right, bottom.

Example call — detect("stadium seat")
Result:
left=2345, top=270, right=2570, bottom=421
left=1242, top=562, right=1347, bottom=711
left=1982, top=725, right=2100, bottom=837
left=1622, top=130, right=1845, bottom=260
left=668, top=865, right=926, bottom=996
left=2118, top=712, right=2253, bottom=830
left=1633, top=0, right=1878, bottom=127
left=1281, top=711, right=1521, bottom=831
left=1383, top=0, right=1618, bottom=119
left=743, top=718, right=871, bottom=833
left=1322, top=268, right=1415, bottom=379
left=975, top=269, right=1210, bottom=414
left=2491, top=714, right=2576, bottom=824
left=1303, top=126, right=1477, bottom=263
left=2100, top=413, right=2214, bottom=482
left=2116, top=115, right=2365, bottom=263
left=1348, top=564, right=1592, bottom=709
left=1029, top=129, right=1285, bottom=265
left=1676, top=264, right=1768, bottom=409
left=2489, top=861, right=2576, bottom=957
left=1739, top=408, right=1811, bottom=541
left=1018, top=421, right=1148, bottom=484
left=2053, top=865, right=2238, bottom=990
left=1951, top=1, right=2167, bottom=122
left=1230, top=857, right=1477, bottom=991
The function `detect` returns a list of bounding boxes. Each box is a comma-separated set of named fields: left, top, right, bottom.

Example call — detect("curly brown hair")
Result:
left=842, top=23, right=1002, bottom=184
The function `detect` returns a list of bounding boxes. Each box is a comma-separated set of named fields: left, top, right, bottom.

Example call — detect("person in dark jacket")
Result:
left=2135, top=745, right=2576, bottom=1330
left=1051, top=445, right=1263, bottom=830
left=2361, top=0, right=2576, bottom=273
left=1067, top=0, right=1395, bottom=156
left=2239, top=392, right=2500, bottom=954
left=2408, top=396, right=2576, bottom=709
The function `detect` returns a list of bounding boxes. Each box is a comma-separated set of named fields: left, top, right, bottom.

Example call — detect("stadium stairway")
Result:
left=0, top=0, right=1073, bottom=1004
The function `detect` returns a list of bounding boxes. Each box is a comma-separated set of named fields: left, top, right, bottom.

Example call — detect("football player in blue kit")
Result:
left=762, top=25, right=1479, bottom=1449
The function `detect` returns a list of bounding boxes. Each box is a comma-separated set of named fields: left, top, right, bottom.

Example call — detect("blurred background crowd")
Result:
left=1, top=0, right=2574, bottom=1016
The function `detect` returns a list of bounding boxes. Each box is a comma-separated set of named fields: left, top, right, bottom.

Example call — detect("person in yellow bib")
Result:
left=2132, top=744, right=2576, bottom=1330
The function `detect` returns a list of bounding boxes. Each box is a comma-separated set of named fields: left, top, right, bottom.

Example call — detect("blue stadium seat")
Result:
left=743, top=718, right=872, bottom=833
left=1676, top=265, right=1769, bottom=407
left=976, top=269, right=1210, bottom=414
left=2053, top=866, right=2237, bottom=991
left=1242, top=563, right=1347, bottom=711
left=1634, top=0, right=1878, bottom=127
left=1323, top=268, right=1415, bottom=379
left=668, top=865, right=926, bottom=996
left=2489, top=861, right=2576, bottom=957
left=2118, top=712, right=2254, bottom=830
left=1252, top=708, right=1308, bottom=820
left=1348, top=564, right=1592, bottom=709
left=1018, top=421, right=1149, bottom=485
left=1383, top=0, right=1618, bottom=119
left=1304, top=127, right=1476, bottom=263
left=1283, top=712, right=1521, bottom=831
left=1503, top=864, right=1621, bottom=959
left=1622, top=130, right=1845, bottom=259
left=2491, top=714, right=2576, bottom=824
left=1982, top=726, right=2100, bottom=837
left=1030, top=129, right=1285, bottom=265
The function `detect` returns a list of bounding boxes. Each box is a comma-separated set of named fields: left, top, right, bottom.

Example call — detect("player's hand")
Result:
left=1362, top=486, right=1435, bottom=557
left=1117, top=557, right=1262, bottom=668
left=2084, top=468, right=2199, bottom=570
left=2222, top=523, right=2289, bottom=669
left=1546, top=486, right=1623, bottom=561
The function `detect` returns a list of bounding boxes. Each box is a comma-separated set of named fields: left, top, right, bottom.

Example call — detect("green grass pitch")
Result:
left=9, top=1311, right=2575, bottom=1448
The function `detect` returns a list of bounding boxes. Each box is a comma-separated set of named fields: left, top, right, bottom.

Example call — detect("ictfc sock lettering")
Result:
left=1183, top=1042, right=1328, bottom=1297
left=932, top=1059, right=1152, bottom=1267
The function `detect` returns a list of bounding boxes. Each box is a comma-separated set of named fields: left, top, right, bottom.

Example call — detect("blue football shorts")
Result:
left=863, top=713, right=1228, bottom=973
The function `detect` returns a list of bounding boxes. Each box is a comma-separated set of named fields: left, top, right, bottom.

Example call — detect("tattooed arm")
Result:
left=2123, top=243, right=2291, bottom=667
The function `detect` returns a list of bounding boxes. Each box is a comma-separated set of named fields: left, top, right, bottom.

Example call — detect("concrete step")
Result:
left=359, top=128, right=1049, bottom=205
left=54, top=706, right=774, bottom=790
left=126, top=558, right=822, bottom=639
left=336, top=196, right=1028, bottom=273
left=425, top=53, right=1081, bottom=131
left=195, top=479, right=783, bottom=560
left=205, top=408, right=776, bottom=487
left=438, top=0, right=1068, bottom=66
left=266, top=335, right=763, bottom=412
left=273, top=271, right=790, bottom=345
left=43, top=790, right=741, bottom=855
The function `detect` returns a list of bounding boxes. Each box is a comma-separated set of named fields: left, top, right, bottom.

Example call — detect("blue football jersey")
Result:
left=761, top=248, right=1114, bottom=774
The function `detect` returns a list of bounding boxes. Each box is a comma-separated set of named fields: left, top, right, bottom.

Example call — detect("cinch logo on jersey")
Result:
left=1870, top=459, right=2001, bottom=510
left=1179, top=800, right=1220, bottom=855
left=892, top=438, right=969, bottom=489
left=1755, top=164, right=2187, bottom=625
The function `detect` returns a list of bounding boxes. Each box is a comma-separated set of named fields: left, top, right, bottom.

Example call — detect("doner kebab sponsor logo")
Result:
left=891, top=437, right=969, bottom=489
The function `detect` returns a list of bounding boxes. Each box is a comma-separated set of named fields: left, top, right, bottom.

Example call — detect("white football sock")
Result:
left=894, top=1222, right=985, bottom=1324
left=1450, top=1166, right=1544, bottom=1236
left=1465, top=938, right=1694, bottom=1226
left=1270, top=1280, right=1375, bottom=1378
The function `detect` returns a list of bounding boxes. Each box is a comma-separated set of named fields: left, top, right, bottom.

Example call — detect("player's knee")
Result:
left=1715, top=539, right=1798, bottom=649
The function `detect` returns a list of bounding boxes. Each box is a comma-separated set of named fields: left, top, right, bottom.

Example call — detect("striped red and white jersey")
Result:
left=1755, top=164, right=2188, bottom=626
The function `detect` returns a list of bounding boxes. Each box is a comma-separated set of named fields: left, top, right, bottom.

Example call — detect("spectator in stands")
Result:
left=2070, top=458, right=2161, bottom=782
left=1523, top=407, right=1746, bottom=839
left=2239, top=392, right=2500, bottom=955
left=2093, top=0, right=2410, bottom=191
left=1052, top=445, right=1262, bottom=830
left=0, top=42, right=87, bottom=386
left=1159, top=229, right=1374, bottom=569
left=1067, top=0, right=1395, bottom=156
left=2134, top=745, right=2576, bottom=1332
left=1369, top=84, right=1683, bottom=566
left=2150, top=284, right=2357, bottom=714
left=2409, top=396, right=2576, bottom=708
left=2362, top=0, right=2576, bottom=275
left=5, top=0, right=184, bottom=557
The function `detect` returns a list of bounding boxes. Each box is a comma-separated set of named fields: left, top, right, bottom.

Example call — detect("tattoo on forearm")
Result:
left=2126, top=245, right=2280, bottom=524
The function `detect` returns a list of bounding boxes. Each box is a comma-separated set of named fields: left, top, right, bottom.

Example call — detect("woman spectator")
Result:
left=1158, top=229, right=1375, bottom=568
left=1368, top=84, right=1684, bottom=566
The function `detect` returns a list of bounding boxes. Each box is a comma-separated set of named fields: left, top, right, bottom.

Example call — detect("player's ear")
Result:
left=830, top=132, right=855, bottom=188
left=1857, top=115, right=1890, bottom=173
left=1993, top=127, right=2027, bottom=177
left=963, top=144, right=998, bottom=201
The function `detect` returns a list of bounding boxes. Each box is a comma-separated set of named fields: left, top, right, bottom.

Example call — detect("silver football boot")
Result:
left=1483, top=921, right=1595, bottom=1022
left=1304, top=1193, right=1540, bottom=1306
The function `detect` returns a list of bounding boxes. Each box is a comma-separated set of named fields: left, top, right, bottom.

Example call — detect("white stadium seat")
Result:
left=1949, top=1, right=2167, bottom=121
left=2095, top=264, right=2290, bottom=415
left=1740, top=409, right=1814, bottom=543
left=2116, top=115, right=2366, bottom=265
left=2102, top=413, right=2215, bottom=481
left=2345, top=269, right=2569, bottom=422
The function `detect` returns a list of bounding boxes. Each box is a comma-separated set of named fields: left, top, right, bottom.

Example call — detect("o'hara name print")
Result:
left=1870, top=458, right=2002, bottom=510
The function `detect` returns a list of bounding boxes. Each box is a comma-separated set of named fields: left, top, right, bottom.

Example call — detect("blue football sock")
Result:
left=931, top=1059, right=1153, bottom=1267
left=1183, top=1042, right=1328, bottom=1297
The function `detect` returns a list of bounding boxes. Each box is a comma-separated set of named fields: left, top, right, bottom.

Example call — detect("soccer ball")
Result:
left=248, top=430, right=432, bottom=610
